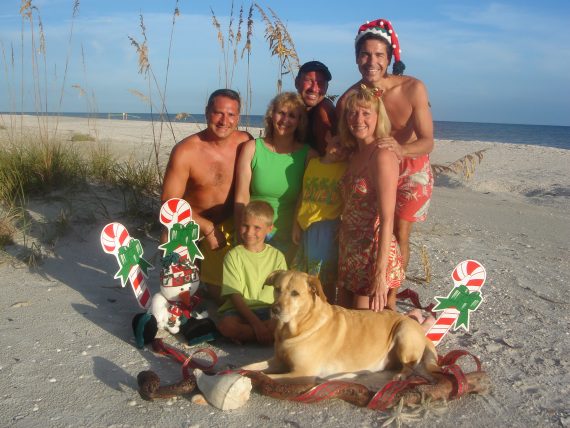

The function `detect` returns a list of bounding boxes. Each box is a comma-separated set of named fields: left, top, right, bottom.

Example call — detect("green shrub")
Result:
left=71, top=133, right=95, bottom=142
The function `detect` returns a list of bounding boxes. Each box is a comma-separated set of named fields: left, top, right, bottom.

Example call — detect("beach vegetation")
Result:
left=209, top=2, right=244, bottom=89
left=432, top=149, right=487, bottom=180
left=0, top=206, right=19, bottom=248
left=71, top=133, right=95, bottom=142
left=418, top=244, right=431, bottom=284
left=87, top=145, right=116, bottom=184
left=37, top=203, right=72, bottom=249
left=72, top=83, right=99, bottom=131
left=242, top=5, right=254, bottom=122
left=406, top=243, right=432, bottom=285
left=0, top=140, right=86, bottom=205
left=128, top=5, right=180, bottom=187
left=18, top=240, right=43, bottom=268
left=210, top=3, right=254, bottom=126
left=254, top=4, right=299, bottom=94
left=209, top=3, right=298, bottom=125
left=112, top=159, right=161, bottom=203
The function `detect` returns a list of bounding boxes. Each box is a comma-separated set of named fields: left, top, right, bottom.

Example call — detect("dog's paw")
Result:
left=242, top=370, right=272, bottom=387
left=393, top=366, right=415, bottom=381
left=392, top=372, right=407, bottom=381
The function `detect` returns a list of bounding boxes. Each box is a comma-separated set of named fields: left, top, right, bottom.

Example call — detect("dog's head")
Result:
left=265, top=270, right=327, bottom=324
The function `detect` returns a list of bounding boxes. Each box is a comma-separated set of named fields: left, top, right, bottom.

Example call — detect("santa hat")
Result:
left=355, top=18, right=405, bottom=75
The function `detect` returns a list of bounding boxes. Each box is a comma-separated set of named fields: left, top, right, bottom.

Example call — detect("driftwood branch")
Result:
left=244, top=370, right=490, bottom=409
left=137, top=367, right=491, bottom=410
left=137, top=370, right=197, bottom=400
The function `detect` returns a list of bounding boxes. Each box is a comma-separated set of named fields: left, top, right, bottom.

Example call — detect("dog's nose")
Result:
left=271, top=305, right=281, bottom=315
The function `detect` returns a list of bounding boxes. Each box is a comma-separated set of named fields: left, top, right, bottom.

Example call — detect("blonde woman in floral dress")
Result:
left=337, top=86, right=404, bottom=311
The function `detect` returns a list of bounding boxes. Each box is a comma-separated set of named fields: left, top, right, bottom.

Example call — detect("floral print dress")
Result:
left=338, top=168, right=405, bottom=295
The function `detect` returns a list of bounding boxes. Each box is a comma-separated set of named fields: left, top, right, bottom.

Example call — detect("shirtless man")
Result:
left=161, top=89, right=252, bottom=301
left=295, top=61, right=337, bottom=156
left=337, top=18, right=434, bottom=275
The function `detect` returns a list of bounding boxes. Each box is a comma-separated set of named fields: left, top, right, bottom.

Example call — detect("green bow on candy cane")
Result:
left=159, top=222, right=203, bottom=263
left=116, top=239, right=152, bottom=283
left=432, top=285, right=482, bottom=331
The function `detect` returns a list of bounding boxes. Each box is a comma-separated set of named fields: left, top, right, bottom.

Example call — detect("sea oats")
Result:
left=255, top=4, right=299, bottom=93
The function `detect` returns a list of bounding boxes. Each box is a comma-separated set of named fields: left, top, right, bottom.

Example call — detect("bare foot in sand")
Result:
left=407, top=309, right=436, bottom=332
left=421, top=313, right=436, bottom=332
left=407, top=308, right=424, bottom=323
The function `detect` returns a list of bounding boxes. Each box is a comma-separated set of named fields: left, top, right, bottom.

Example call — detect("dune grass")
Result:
left=0, top=136, right=160, bottom=206
left=0, top=139, right=86, bottom=204
left=0, top=205, right=19, bottom=247
left=71, top=132, right=95, bottom=142
left=0, top=135, right=160, bottom=258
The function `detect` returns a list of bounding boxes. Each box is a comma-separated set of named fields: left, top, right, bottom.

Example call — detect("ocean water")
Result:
left=433, top=121, right=570, bottom=150
left=14, top=112, right=570, bottom=150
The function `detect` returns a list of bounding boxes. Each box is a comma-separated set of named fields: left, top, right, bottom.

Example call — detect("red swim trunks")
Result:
left=396, top=154, right=433, bottom=223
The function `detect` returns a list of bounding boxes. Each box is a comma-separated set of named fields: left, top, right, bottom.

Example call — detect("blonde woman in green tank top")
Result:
left=235, top=92, right=318, bottom=261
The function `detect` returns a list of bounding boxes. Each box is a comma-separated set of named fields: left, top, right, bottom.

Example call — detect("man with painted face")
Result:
left=337, top=18, right=434, bottom=277
left=295, top=61, right=337, bottom=156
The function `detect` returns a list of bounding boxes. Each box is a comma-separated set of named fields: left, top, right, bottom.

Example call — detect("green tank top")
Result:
left=250, top=138, right=309, bottom=253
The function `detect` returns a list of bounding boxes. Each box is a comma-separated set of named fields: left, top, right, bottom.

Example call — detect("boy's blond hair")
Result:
left=243, top=200, right=274, bottom=226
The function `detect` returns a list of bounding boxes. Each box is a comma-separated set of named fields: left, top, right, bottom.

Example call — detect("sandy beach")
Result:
left=1, top=115, right=569, bottom=427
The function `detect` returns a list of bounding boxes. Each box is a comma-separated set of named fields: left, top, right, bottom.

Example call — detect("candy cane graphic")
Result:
left=100, top=222, right=152, bottom=309
left=160, top=198, right=192, bottom=226
left=426, top=260, right=486, bottom=346
left=159, top=198, right=203, bottom=263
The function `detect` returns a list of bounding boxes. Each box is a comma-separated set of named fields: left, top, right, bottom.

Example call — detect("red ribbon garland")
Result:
left=151, top=339, right=217, bottom=380
left=292, top=381, right=361, bottom=403
left=397, top=288, right=436, bottom=316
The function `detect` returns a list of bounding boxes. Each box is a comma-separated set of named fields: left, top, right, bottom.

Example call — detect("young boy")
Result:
left=217, top=201, right=287, bottom=345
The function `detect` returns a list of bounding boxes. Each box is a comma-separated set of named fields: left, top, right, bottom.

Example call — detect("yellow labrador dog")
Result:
left=243, top=270, right=440, bottom=383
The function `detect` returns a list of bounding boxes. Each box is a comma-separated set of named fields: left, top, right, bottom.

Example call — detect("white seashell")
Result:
left=195, top=370, right=252, bottom=411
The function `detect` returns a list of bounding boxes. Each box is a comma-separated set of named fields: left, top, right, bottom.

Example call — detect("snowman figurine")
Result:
left=152, top=254, right=201, bottom=334
left=132, top=198, right=217, bottom=348
left=132, top=255, right=213, bottom=347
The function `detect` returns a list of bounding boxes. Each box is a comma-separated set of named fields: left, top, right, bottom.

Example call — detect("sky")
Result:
left=1, top=0, right=569, bottom=126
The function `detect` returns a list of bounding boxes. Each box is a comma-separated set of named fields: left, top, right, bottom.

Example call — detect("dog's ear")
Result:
left=307, top=275, right=327, bottom=303
left=265, top=270, right=286, bottom=286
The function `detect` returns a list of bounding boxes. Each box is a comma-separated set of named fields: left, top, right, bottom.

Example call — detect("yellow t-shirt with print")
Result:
left=296, top=158, right=347, bottom=231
